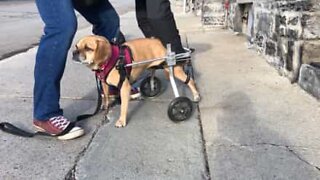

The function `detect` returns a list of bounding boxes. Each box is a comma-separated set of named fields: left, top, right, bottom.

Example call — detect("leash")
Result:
left=0, top=75, right=103, bottom=138
left=0, top=122, right=48, bottom=137
left=76, top=75, right=103, bottom=120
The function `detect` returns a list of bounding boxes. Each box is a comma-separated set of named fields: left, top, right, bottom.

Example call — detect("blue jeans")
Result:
left=34, top=0, right=120, bottom=120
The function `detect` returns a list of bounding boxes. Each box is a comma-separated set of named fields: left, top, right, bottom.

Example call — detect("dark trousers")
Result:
left=135, top=0, right=185, bottom=54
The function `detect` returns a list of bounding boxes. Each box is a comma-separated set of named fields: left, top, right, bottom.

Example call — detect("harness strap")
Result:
left=184, top=74, right=191, bottom=84
left=184, top=60, right=193, bottom=85
left=116, top=45, right=129, bottom=89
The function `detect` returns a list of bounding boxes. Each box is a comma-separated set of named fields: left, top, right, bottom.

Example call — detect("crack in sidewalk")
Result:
left=197, top=105, right=211, bottom=180
left=215, top=142, right=320, bottom=173
left=285, top=145, right=320, bottom=172
left=64, top=116, right=109, bottom=180
left=263, top=143, right=320, bottom=172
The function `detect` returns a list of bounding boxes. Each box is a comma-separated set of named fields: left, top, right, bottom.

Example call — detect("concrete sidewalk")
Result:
left=1, top=6, right=320, bottom=180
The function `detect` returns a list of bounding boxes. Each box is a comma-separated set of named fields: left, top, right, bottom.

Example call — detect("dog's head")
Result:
left=72, top=35, right=112, bottom=70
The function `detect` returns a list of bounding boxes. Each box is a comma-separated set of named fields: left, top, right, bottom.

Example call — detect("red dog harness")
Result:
left=95, top=45, right=133, bottom=84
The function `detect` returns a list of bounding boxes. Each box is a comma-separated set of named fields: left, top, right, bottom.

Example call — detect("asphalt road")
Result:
left=0, top=0, right=134, bottom=60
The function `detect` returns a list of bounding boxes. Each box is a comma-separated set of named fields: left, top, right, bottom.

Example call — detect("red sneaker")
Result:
left=33, top=116, right=84, bottom=140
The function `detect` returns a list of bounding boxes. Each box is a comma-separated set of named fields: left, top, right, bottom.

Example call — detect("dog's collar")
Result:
left=95, top=45, right=132, bottom=82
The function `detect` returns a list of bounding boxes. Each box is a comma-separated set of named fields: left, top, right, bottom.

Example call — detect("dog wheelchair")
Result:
left=125, top=44, right=195, bottom=122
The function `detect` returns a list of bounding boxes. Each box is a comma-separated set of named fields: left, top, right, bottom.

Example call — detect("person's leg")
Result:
left=74, top=0, right=120, bottom=41
left=135, top=0, right=154, bottom=38
left=146, top=0, right=185, bottom=54
left=34, top=0, right=84, bottom=140
left=34, top=0, right=77, bottom=120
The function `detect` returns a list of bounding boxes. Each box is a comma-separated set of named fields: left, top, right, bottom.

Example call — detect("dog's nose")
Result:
left=72, top=50, right=80, bottom=61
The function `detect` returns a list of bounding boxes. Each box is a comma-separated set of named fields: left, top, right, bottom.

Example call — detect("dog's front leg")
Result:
left=115, top=79, right=131, bottom=128
left=101, top=81, right=110, bottom=111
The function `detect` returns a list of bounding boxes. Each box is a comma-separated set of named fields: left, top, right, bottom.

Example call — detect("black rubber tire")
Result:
left=167, top=97, right=193, bottom=122
left=140, top=76, right=162, bottom=97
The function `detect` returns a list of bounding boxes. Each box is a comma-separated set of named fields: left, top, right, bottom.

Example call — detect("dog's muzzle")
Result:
left=72, top=50, right=82, bottom=63
left=72, top=50, right=92, bottom=65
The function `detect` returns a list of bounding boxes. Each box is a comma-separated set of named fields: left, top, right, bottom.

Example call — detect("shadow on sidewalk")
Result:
left=211, top=91, right=319, bottom=179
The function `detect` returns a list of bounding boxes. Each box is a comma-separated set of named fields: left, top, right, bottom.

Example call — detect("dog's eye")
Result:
left=84, top=45, right=94, bottom=52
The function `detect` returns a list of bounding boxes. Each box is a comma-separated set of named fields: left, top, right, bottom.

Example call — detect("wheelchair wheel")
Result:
left=140, top=76, right=162, bottom=97
left=168, top=97, right=193, bottom=122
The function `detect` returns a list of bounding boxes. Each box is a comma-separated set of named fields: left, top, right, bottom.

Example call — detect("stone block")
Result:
left=288, top=16, right=299, bottom=26
left=202, top=2, right=225, bottom=26
left=279, top=15, right=287, bottom=25
left=302, top=40, right=320, bottom=64
left=255, top=11, right=273, bottom=37
left=277, top=39, right=302, bottom=83
left=254, top=32, right=266, bottom=50
left=277, top=1, right=313, bottom=12
left=299, top=64, right=320, bottom=99
left=287, top=28, right=300, bottom=40
left=266, top=40, right=277, bottom=56
left=279, top=26, right=286, bottom=37
left=310, top=0, right=320, bottom=12
left=302, top=12, right=320, bottom=39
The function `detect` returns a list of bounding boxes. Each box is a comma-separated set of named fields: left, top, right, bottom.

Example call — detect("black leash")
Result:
left=0, top=75, right=103, bottom=138
left=76, top=75, right=103, bottom=120
left=0, top=122, right=44, bottom=137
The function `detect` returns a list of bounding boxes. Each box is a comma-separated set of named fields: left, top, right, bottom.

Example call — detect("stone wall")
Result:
left=193, top=0, right=226, bottom=26
left=189, top=0, right=320, bottom=99
left=229, top=0, right=320, bottom=98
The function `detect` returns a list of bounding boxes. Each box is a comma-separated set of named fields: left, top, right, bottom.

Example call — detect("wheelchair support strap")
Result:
left=184, top=73, right=191, bottom=84
left=117, top=46, right=128, bottom=89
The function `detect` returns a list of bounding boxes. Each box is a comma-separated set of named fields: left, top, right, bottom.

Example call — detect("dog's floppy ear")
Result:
left=85, top=40, right=98, bottom=51
left=95, top=39, right=112, bottom=60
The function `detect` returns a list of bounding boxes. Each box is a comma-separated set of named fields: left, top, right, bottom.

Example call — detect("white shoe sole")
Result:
left=57, top=127, right=85, bottom=140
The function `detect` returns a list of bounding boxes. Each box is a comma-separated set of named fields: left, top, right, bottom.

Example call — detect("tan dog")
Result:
left=73, top=35, right=200, bottom=127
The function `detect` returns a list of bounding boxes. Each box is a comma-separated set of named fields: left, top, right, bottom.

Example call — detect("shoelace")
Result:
left=49, top=116, right=70, bottom=130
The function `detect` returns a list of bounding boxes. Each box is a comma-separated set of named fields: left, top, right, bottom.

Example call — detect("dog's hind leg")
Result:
left=165, top=65, right=200, bottom=102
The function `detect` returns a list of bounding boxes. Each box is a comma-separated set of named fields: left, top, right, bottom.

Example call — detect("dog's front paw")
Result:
left=115, top=119, right=126, bottom=128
